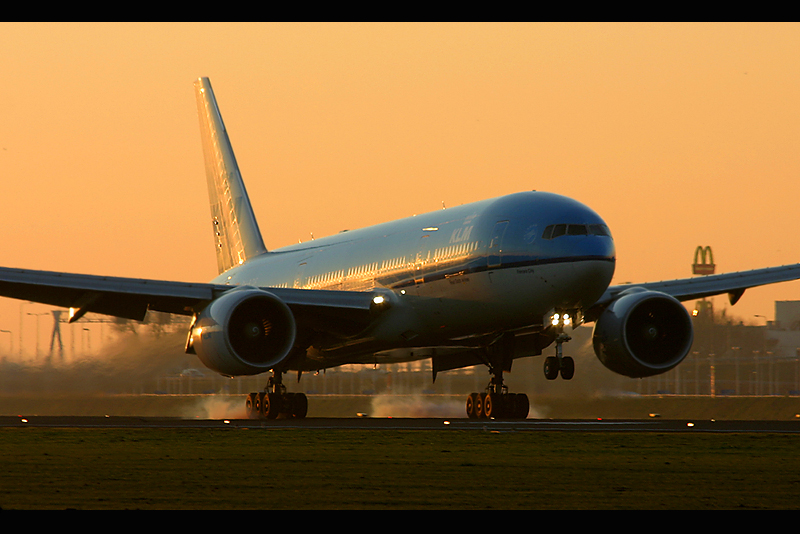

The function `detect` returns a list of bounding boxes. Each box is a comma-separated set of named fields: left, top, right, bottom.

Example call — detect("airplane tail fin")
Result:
left=194, top=77, right=268, bottom=274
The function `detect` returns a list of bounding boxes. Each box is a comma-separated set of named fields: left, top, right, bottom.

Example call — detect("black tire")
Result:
left=560, top=356, right=575, bottom=380
left=255, top=391, right=265, bottom=416
left=279, top=393, right=294, bottom=419
left=506, top=393, right=520, bottom=419
left=262, top=392, right=282, bottom=419
left=544, top=357, right=559, bottom=380
left=475, top=393, right=486, bottom=419
left=292, top=393, right=308, bottom=419
left=484, top=393, right=502, bottom=419
left=245, top=393, right=258, bottom=419
left=466, top=393, right=479, bottom=419
left=483, top=393, right=494, bottom=418
left=514, top=393, right=530, bottom=419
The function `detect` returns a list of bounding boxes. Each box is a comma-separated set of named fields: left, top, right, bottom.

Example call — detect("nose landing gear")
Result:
left=544, top=332, right=575, bottom=380
left=543, top=311, right=577, bottom=381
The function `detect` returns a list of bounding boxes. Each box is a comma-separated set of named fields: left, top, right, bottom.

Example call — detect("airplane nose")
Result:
left=570, top=256, right=615, bottom=308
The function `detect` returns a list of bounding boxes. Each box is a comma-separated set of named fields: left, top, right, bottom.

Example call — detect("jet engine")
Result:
left=188, top=287, right=297, bottom=376
left=591, top=288, right=693, bottom=378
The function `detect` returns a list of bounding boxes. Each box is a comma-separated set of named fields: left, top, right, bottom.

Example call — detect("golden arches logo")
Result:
left=692, top=245, right=715, bottom=275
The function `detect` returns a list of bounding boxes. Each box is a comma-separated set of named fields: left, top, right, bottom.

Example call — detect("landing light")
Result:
left=551, top=312, right=573, bottom=327
left=372, top=295, right=386, bottom=305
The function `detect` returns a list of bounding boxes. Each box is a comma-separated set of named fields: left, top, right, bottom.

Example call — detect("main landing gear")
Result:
left=245, top=371, right=308, bottom=420
left=466, top=389, right=530, bottom=420
left=465, top=334, right=530, bottom=420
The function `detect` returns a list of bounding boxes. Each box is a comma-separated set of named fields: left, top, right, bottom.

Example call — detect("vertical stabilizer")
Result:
left=194, top=77, right=268, bottom=274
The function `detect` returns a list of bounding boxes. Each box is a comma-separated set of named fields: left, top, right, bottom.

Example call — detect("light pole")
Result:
left=26, top=312, right=48, bottom=362
left=19, top=301, right=28, bottom=359
left=732, top=346, right=740, bottom=395
left=82, top=328, right=91, bottom=354
left=0, top=329, right=11, bottom=357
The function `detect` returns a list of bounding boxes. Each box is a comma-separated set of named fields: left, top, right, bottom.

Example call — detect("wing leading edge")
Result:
left=0, top=266, right=378, bottom=336
left=586, top=263, right=800, bottom=321
left=5, top=261, right=797, bottom=335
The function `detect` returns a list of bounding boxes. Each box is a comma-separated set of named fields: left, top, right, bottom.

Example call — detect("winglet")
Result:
left=194, top=77, right=268, bottom=274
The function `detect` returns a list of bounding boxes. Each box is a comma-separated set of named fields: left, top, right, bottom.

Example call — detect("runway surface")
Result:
left=2, top=415, right=799, bottom=432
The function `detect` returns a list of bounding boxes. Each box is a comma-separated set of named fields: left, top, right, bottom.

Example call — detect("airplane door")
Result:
left=293, top=253, right=314, bottom=289
left=487, top=221, right=509, bottom=269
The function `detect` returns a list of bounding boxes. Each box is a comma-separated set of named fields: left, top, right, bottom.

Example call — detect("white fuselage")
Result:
left=209, top=191, right=616, bottom=367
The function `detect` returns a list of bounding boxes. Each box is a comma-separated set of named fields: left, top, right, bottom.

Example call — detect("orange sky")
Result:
left=2, top=22, right=800, bottom=356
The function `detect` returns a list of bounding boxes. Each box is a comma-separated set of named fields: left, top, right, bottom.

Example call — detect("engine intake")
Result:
left=591, top=288, right=693, bottom=378
left=189, top=287, right=297, bottom=376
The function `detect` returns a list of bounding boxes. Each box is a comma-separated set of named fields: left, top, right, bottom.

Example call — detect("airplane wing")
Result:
left=0, top=265, right=377, bottom=335
left=585, top=263, right=800, bottom=321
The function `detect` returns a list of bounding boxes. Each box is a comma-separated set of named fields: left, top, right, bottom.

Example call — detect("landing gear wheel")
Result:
left=262, top=392, right=282, bottom=419
left=484, top=393, right=504, bottom=419
left=560, top=356, right=575, bottom=380
left=544, top=357, right=560, bottom=380
left=475, top=393, right=486, bottom=419
left=544, top=356, right=575, bottom=380
left=288, top=392, right=308, bottom=419
left=512, top=393, right=530, bottom=419
left=466, top=392, right=480, bottom=419
left=245, top=393, right=259, bottom=419
left=483, top=393, right=496, bottom=418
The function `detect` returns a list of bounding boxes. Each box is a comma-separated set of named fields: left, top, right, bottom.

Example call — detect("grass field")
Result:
left=2, top=427, right=799, bottom=509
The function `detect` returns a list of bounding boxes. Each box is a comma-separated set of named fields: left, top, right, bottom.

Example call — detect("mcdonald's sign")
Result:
left=692, top=246, right=715, bottom=275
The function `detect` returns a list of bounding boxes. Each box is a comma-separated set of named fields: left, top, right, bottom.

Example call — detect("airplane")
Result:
left=3, top=76, right=800, bottom=420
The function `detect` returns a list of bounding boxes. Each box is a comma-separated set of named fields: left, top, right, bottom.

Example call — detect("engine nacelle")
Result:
left=591, top=288, right=693, bottom=378
left=189, top=287, right=297, bottom=376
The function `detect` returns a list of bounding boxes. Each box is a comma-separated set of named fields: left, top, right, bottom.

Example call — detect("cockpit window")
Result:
left=542, top=223, right=611, bottom=240
left=567, top=224, right=588, bottom=236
